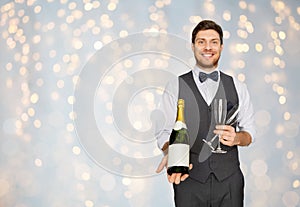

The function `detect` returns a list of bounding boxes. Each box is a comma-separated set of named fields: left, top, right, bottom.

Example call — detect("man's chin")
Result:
left=197, top=63, right=217, bottom=70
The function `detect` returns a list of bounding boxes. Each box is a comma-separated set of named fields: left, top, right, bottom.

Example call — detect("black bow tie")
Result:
left=199, top=71, right=219, bottom=83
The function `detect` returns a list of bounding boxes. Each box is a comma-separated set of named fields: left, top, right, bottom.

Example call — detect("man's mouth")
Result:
left=202, top=53, right=213, bottom=58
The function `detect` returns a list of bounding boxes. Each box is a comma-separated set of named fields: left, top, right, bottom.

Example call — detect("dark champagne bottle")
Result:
left=167, top=99, right=190, bottom=175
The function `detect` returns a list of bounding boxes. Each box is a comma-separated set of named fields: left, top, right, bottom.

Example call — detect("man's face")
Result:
left=192, top=29, right=223, bottom=71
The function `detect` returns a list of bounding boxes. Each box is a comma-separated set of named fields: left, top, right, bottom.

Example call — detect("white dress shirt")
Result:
left=156, top=66, right=256, bottom=150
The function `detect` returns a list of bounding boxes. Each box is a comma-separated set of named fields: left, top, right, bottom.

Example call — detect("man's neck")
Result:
left=195, top=64, right=218, bottom=73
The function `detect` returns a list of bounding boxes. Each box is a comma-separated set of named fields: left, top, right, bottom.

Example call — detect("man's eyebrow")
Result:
left=195, top=37, right=220, bottom=41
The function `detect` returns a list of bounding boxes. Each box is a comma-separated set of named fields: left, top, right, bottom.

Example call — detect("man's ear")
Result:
left=220, top=44, right=224, bottom=52
left=191, top=43, right=195, bottom=53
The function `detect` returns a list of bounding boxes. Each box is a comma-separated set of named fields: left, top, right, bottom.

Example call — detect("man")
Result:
left=156, top=20, right=255, bottom=207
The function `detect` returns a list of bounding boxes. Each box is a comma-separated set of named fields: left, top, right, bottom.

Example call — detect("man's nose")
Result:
left=204, top=42, right=211, bottom=50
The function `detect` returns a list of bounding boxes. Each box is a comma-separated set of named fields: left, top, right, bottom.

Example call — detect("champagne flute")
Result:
left=202, top=104, right=239, bottom=150
left=212, top=98, right=227, bottom=153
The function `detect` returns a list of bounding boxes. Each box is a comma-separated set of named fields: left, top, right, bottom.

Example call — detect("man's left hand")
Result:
left=214, top=125, right=239, bottom=146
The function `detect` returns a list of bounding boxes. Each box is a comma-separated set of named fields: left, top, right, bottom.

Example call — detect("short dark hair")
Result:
left=191, top=20, right=223, bottom=45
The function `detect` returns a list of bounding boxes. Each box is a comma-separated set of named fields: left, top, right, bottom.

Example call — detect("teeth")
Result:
left=203, top=54, right=212, bottom=57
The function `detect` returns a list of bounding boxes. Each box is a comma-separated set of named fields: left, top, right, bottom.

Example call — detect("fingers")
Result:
left=175, top=173, right=182, bottom=184
left=214, top=125, right=236, bottom=146
left=220, top=137, right=229, bottom=145
left=167, top=173, right=176, bottom=183
left=156, top=155, right=168, bottom=173
left=180, top=174, right=189, bottom=182
left=167, top=164, right=192, bottom=184
left=219, top=132, right=237, bottom=146
left=220, top=135, right=238, bottom=146
left=157, top=155, right=192, bottom=185
left=168, top=173, right=190, bottom=184
left=215, top=124, right=234, bottom=132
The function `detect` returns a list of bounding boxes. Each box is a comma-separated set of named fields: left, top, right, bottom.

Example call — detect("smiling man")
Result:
left=156, top=20, right=255, bottom=207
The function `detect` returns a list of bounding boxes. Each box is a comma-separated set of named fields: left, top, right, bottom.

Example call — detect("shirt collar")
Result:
left=193, top=65, right=220, bottom=77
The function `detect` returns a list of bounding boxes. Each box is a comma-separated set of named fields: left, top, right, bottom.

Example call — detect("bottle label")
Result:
left=167, top=144, right=189, bottom=168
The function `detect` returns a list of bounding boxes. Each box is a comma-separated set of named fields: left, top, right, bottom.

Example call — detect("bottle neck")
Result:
left=177, top=105, right=185, bottom=123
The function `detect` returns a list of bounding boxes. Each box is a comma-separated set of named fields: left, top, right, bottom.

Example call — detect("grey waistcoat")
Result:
left=178, top=71, right=240, bottom=182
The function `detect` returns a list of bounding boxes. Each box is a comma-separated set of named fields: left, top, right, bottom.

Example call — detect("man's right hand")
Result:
left=156, top=154, right=193, bottom=185
left=167, top=163, right=193, bottom=184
